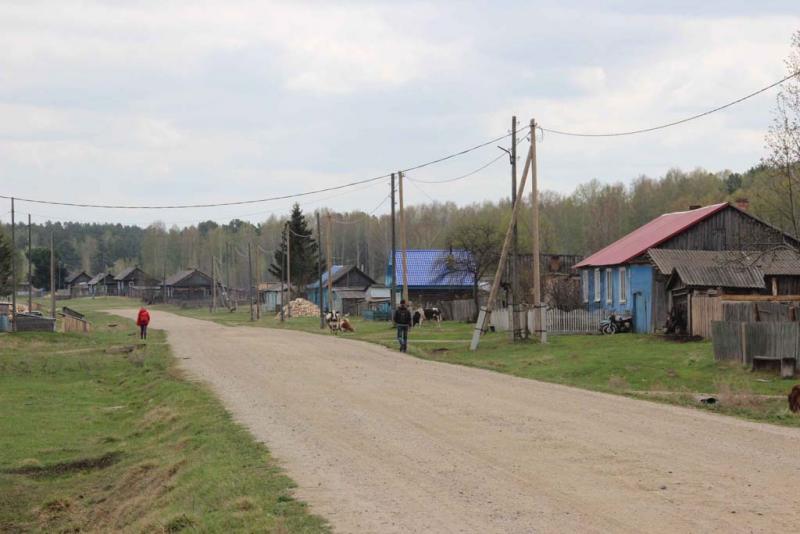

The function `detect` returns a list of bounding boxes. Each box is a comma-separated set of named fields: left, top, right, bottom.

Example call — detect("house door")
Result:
left=633, top=292, right=649, bottom=333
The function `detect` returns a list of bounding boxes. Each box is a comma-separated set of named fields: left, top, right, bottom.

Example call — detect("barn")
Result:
left=164, top=268, right=214, bottom=301
left=576, top=202, right=800, bottom=333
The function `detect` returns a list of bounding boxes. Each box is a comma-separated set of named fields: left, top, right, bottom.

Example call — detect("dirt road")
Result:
left=112, top=310, right=800, bottom=533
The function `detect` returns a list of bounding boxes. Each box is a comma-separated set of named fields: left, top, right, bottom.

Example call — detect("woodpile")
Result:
left=277, top=298, right=320, bottom=318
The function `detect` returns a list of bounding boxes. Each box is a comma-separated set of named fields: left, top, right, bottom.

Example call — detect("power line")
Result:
left=539, top=70, right=800, bottom=138
left=331, top=194, right=391, bottom=224
left=0, top=127, right=527, bottom=210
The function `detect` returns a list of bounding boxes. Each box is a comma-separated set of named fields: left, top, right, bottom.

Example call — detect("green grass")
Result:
left=0, top=302, right=328, bottom=533
left=150, top=300, right=800, bottom=428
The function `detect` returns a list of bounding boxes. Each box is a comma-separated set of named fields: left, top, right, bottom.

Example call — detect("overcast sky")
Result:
left=1, top=1, right=799, bottom=227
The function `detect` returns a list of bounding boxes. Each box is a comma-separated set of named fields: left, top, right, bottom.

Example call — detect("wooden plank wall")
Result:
left=722, top=302, right=792, bottom=322
left=711, top=321, right=799, bottom=364
left=690, top=294, right=722, bottom=338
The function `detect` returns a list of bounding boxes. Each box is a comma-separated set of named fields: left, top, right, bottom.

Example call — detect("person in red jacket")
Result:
left=136, top=307, right=150, bottom=340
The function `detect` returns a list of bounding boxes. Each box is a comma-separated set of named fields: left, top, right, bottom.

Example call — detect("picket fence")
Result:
left=491, top=306, right=603, bottom=334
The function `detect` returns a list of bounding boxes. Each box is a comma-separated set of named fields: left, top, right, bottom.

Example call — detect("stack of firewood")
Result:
left=276, top=298, right=321, bottom=318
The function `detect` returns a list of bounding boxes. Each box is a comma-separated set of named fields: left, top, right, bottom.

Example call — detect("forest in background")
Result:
left=0, top=162, right=791, bottom=291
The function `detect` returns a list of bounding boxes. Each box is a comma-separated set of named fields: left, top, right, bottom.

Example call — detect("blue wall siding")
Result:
left=581, top=265, right=655, bottom=332
left=629, top=264, right=654, bottom=333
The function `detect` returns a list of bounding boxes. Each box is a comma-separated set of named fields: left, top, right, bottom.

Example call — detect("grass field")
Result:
left=0, top=301, right=328, bottom=533
left=150, top=299, right=800, bottom=428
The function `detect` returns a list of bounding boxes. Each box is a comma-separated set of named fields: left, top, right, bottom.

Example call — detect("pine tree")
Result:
left=268, top=204, right=321, bottom=297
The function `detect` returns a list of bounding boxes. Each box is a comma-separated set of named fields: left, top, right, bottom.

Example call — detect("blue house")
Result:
left=576, top=202, right=800, bottom=333
left=386, top=249, right=475, bottom=306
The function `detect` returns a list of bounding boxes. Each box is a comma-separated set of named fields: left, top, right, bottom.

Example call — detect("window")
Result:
left=582, top=270, right=589, bottom=303
left=605, top=269, right=613, bottom=304
left=594, top=269, right=601, bottom=302
left=619, top=267, right=627, bottom=303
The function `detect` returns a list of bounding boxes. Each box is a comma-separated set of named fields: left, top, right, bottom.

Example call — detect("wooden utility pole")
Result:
left=255, top=245, right=261, bottom=320
left=10, top=198, right=16, bottom=331
left=279, top=233, right=285, bottom=322
left=211, top=255, right=217, bottom=312
left=316, top=211, right=324, bottom=329
left=27, top=214, right=32, bottom=313
left=530, top=119, right=545, bottom=343
left=326, top=213, right=334, bottom=313
left=50, top=232, right=56, bottom=319
left=470, top=142, right=533, bottom=351
left=399, top=171, right=409, bottom=304
left=286, top=223, right=292, bottom=318
left=248, top=242, right=254, bottom=321
left=390, top=173, right=397, bottom=311
left=509, top=115, right=523, bottom=341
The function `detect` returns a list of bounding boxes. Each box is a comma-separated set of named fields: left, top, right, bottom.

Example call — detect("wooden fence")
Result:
left=711, top=321, right=799, bottom=364
left=690, top=294, right=722, bottom=338
left=491, top=306, right=602, bottom=334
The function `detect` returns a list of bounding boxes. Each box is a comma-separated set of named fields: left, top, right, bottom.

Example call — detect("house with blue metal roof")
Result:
left=386, top=249, right=475, bottom=305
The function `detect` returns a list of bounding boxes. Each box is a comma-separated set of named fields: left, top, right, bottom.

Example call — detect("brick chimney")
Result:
left=735, top=197, right=749, bottom=211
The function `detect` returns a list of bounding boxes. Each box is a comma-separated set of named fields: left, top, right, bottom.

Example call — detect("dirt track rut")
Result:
left=111, top=310, right=800, bottom=533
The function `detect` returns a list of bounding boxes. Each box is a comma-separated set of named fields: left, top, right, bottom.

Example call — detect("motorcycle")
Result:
left=599, top=313, right=633, bottom=335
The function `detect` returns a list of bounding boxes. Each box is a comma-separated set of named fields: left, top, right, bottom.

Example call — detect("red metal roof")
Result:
left=575, top=202, right=729, bottom=268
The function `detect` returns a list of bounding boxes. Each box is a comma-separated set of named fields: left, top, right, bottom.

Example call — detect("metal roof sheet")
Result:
left=672, top=264, right=766, bottom=289
left=575, top=203, right=729, bottom=268
left=649, top=248, right=800, bottom=276
left=390, top=249, right=475, bottom=287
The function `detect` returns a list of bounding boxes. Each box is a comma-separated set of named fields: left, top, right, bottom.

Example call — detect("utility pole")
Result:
left=325, top=212, right=336, bottom=313
left=316, top=211, right=324, bottom=329
left=390, top=173, right=397, bottom=312
left=279, top=232, right=285, bottom=322
left=27, top=214, right=32, bottom=313
left=470, top=140, right=533, bottom=351
left=10, top=198, right=16, bottom=331
left=398, top=171, right=409, bottom=304
left=211, top=255, right=217, bottom=312
left=255, top=244, right=261, bottom=320
left=509, top=115, right=523, bottom=341
left=248, top=242, right=254, bottom=321
left=286, top=222, right=292, bottom=318
left=50, top=232, right=55, bottom=319
left=530, top=118, right=546, bottom=343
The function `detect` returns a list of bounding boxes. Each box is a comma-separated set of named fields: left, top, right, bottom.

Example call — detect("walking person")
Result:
left=136, top=306, right=150, bottom=340
left=393, top=299, right=412, bottom=352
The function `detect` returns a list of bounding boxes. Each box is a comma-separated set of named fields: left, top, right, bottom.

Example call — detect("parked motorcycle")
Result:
left=599, top=313, right=633, bottom=335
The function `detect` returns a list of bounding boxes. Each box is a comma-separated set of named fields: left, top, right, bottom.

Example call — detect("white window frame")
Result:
left=594, top=268, right=601, bottom=303
left=605, top=269, right=613, bottom=304
left=582, top=270, right=589, bottom=303
left=619, top=267, right=627, bottom=304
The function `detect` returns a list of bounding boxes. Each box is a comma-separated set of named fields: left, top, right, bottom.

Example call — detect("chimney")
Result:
left=688, top=205, right=702, bottom=210
left=735, top=197, right=749, bottom=211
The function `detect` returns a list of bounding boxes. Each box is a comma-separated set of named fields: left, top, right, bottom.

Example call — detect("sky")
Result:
left=1, top=0, right=799, bottom=227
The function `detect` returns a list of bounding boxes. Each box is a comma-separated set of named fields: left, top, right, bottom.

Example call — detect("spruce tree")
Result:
left=268, top=204, right=321, bottom=297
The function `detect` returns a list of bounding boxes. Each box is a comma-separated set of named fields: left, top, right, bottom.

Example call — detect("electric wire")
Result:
left=539, top=70, right=800, bottom=137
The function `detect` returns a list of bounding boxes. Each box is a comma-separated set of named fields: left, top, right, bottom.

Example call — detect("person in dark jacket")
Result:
left=393, top=300, right=412, bottom=352
left=136, top=307, right=150, bottom=340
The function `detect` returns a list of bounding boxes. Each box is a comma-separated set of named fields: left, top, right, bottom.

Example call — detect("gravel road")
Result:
left=112, top=310, right=800, bottom=533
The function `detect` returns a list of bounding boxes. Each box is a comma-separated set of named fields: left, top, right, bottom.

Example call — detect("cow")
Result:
left=413, top=309, right=423, bottom=328
left=423, top=307, right=442, bottom=326
left=325, top=311, right=342, bottom=334
left=340, top=317, right=355, bottom=332
left=789, top=384, right=800, bottom=413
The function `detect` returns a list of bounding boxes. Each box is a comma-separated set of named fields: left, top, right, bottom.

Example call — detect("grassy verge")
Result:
left=145, top=299, right=800, bottom=428
left=0, top=303, right=328, bottom=533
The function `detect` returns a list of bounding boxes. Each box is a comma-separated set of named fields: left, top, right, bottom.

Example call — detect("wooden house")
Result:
left=88, top=273, right=117, bottom=296
left=386, top=249, right=475, bottom=306
left=164, top=269, right=213, bottom=300
left=114, top=266, right=159, bottom=297
left=66, top=271, right=91, bottom=297
left=307, top=265, right=376, bottom=313
left=576, top=202, right=800, bottom=333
